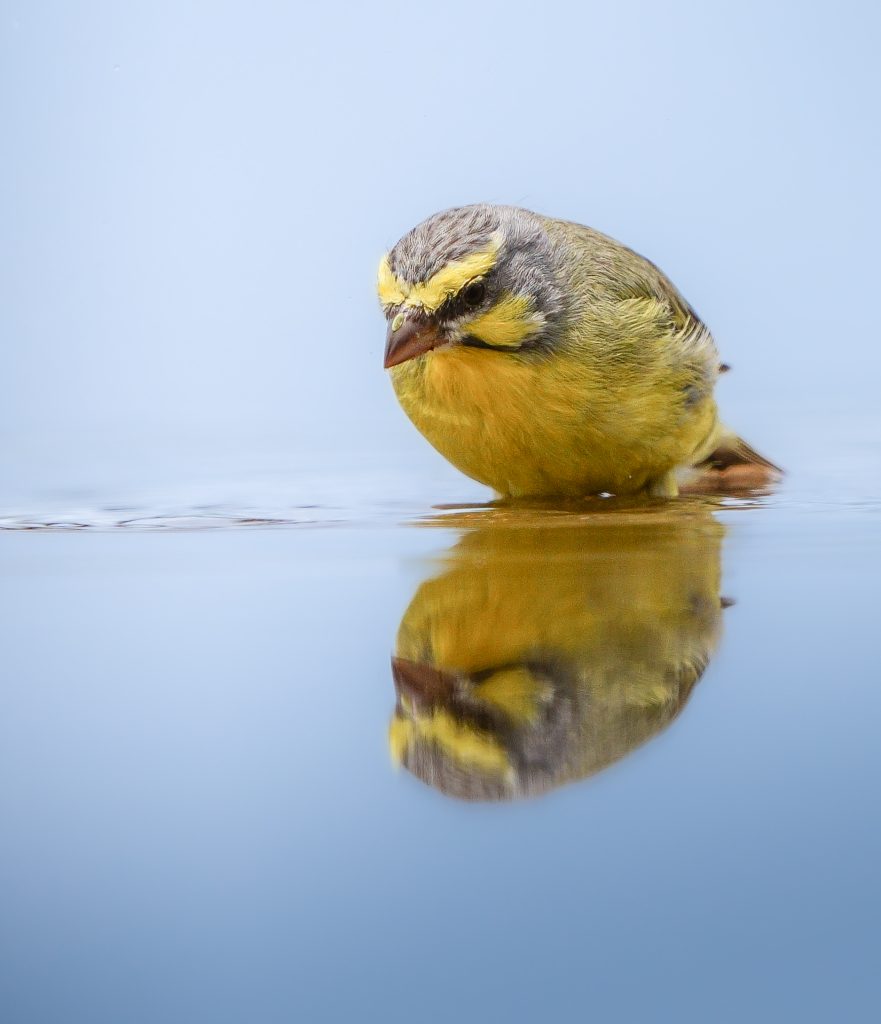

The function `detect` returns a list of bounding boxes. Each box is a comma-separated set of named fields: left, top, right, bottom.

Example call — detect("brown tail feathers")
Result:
left=685, top=432, right=783, bottom=494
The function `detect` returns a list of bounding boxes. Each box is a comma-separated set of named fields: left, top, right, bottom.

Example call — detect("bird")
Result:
left=378, top=204, right=778, bottom=498
left=389, top=507, right=725, bottom=800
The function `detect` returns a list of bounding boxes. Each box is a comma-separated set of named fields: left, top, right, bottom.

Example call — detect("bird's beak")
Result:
left=384, top=314, right=442, bottom=369
left=391, top=656, right=457, bottom=706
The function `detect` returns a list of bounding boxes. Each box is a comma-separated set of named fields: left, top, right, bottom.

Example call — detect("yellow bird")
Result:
left=378, top=204, right=778, bottom=497
left=389, top=507, right=726, bottom=800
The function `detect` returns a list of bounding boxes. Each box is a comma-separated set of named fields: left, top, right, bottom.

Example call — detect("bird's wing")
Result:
left=545, top=217, right=714, bottom=350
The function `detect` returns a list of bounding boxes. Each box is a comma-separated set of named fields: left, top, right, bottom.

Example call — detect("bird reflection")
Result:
left=389, top=504, right=727, bottom=801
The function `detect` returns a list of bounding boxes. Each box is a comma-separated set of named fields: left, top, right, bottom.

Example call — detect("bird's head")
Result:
left=378, top=205, right=564, bottom=369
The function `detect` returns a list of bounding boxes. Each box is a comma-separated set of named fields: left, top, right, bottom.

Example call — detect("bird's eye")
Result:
left=461, top=280, right=486, bottom=307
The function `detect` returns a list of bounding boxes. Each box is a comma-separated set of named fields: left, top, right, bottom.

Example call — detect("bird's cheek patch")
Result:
left=464, top=294, right=545, bottom=348
left=474, top=667, right=550, bottom=724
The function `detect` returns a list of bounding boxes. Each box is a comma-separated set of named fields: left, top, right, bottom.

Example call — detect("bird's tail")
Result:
left=684, top=428, right=782, bottom=494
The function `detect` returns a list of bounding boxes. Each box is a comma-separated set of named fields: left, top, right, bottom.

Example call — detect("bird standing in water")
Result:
left=378, top=204, right=777, bottom=497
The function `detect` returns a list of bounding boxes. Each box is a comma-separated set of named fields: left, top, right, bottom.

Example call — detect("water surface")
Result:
left=1, top=454, right=879, bottom=1023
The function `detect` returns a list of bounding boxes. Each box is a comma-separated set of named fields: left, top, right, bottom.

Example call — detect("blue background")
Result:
left=3, top=0, right=879, bottom=492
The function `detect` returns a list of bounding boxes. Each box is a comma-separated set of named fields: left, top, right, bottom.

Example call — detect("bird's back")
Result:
left=535, top=215, right=724, bottom=492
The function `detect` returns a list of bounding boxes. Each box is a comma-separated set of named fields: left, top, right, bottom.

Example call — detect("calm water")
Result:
left=1, top=443, right=879, bottom=1024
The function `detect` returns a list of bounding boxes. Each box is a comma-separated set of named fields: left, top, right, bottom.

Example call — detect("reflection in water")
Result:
left=390, top=506, right=727, bottom=801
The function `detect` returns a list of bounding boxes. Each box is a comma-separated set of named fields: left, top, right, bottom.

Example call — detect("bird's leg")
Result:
left=647, top=471, right=680, bottom=498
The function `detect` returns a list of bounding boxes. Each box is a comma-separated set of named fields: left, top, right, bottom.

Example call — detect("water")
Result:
left=1, top=440, right=879, bottom=1023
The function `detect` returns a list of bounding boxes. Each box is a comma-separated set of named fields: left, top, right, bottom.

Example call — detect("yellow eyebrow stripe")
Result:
left=377, top=255, right=406, bottom=306
left=388, top=708, right=512, bottom=776
left=377, top=236, right=501, bottom=311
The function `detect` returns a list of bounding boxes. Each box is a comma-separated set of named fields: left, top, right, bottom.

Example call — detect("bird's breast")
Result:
left=389, top=345, right=715, bottom=497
